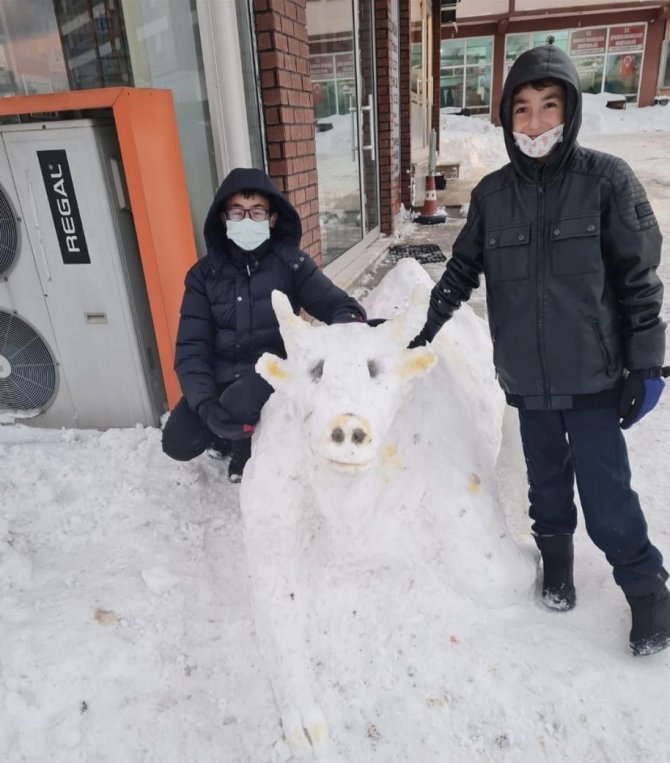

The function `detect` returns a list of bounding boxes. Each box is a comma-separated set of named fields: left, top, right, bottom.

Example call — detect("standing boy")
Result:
left=162, top=167, right=365, bottom=481
left=411, top=44, right=670, bottom=655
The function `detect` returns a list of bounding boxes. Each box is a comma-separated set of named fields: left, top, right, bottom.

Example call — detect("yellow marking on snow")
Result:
left=265, top=358, right=289, bottom=380
left=308, top=722, right=329, bottom=745
left=396, top=350, right=437, bottom=380
left=468, top=473, right=481, bottom=494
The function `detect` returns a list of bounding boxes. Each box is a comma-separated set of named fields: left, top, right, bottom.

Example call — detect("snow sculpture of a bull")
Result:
left=239, top=259, right=533, bottom=758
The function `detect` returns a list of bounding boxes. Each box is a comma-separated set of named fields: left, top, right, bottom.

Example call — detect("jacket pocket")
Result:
left=550, top=215, right=601, bottom=276
left=484, top=223, right=531, bottom=282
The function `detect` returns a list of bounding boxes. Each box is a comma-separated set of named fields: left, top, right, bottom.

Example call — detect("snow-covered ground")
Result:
left=2, top=98, right=670, bottom=762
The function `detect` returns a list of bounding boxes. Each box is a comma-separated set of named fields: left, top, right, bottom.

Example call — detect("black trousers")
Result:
left=518, top=406, right=664, bottom=596
left=161, top=396, right=230, bottom=461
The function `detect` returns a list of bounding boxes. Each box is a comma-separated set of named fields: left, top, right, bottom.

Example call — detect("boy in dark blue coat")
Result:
left=162, top=167, right=365, bottom=481
left=411, top=44, right=670, bottom=655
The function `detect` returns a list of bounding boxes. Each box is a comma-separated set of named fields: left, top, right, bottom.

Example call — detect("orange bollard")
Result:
left=415, top=173, right=446, bottom=225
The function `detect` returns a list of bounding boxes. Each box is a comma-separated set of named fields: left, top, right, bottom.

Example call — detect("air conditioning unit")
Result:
left=0, top=120, right=166, bottom=428
left=440, top=0, right=461, bottom=24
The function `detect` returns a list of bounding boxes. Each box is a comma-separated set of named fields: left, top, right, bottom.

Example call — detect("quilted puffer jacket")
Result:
left=175, top=168, right=366, bottom=413
left=428, top=44, right=664, bottom=410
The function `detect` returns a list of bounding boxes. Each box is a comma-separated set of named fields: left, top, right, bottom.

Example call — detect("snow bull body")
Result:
left=239, top=259, right=533, bottom=758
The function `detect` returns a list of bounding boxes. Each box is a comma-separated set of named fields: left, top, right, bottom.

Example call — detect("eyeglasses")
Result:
left=224, top=206, right=270, bottom=222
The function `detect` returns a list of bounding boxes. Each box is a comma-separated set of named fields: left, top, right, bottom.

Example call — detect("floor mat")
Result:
left=385, top=244, right=446, bottom=264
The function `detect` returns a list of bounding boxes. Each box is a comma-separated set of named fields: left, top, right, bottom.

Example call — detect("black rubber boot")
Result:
left=626, top=584, right=670, bottom=656
left=207, top=437, right=232, bottom=460
left=228, top=438, right=252, bottom=483
left=534, top=533, right=576, bottom=611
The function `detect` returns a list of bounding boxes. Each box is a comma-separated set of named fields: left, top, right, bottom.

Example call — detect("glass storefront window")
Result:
left=466, top=37, right=491, bottom=65
left=604, top=52, right=642, bottom=98
left=0, top=0, right=219, bottom=256
left=442, top=39, right=465, bottom=67
left=465, top=65, right=490, bottom=113
left=440, top=37, right=492, bottom=115
left=574, top=56, right=604, bottom=94
left=505, top=33, right=529, bottom=66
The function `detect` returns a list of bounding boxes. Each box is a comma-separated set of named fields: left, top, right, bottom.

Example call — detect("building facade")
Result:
left=0, top=1, right=668, bottom=277
left=0, top=0, right=409, bottom=281
left=430, top=1, right=670, bottom=123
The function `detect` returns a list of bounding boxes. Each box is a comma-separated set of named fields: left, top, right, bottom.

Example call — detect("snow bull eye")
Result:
left=310, top=359, right=324, bottom=381
left=367, top=359, right=380, bottom=378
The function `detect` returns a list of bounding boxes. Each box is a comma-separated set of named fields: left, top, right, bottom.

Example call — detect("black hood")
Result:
left=203, top=167, right=302, bottom=253
left=499, top=45, right=582, bottom=181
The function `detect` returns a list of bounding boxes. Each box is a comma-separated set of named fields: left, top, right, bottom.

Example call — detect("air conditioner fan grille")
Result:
left=0, top=311, right=57, bottom=411
left=0, top=186, right=18, bottom=277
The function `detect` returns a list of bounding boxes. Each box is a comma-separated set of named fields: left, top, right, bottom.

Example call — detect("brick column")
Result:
left=253, top=0, right=322, bottom=263
left=399, top=0, right=412, bottom=210
left=376, top=0, right=401, bottom=234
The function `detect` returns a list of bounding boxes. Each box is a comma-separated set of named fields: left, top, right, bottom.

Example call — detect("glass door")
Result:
left=307, top=0, right=380, bottom=265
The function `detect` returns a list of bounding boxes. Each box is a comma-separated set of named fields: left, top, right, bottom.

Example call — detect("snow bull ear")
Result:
left=272, top=290, right=310, bottom=348
left=256, top=352, right=291, bottom=391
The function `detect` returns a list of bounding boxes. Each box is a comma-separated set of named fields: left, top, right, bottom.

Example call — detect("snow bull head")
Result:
left=256, top=289, right=437, bottom=470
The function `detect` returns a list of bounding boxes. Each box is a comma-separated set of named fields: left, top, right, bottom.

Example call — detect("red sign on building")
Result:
left=570, top=28, right=606, bottom=56
left=608, top=25, right=646, bottom=53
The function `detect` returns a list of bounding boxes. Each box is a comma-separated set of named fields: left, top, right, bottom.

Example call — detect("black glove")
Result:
left=618, top=366, right=670, bottom=430
left=218, top=374, right=274, bottom=424
left=408, top=311, right=447, bottom=349
left=198, top=399, right=255, bottom=441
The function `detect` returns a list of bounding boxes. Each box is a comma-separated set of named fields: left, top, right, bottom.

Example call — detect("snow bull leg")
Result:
left=242, top=492, right=328, bottom=757
left=240, top=288, right=437, bottom=757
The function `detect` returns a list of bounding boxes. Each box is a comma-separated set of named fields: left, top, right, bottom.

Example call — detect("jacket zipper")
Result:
left=536, top=167, right=550, bottom=408
left=591, top=318, right=615, bottom=376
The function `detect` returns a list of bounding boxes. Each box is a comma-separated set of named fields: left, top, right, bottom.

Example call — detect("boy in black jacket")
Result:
left=411, top=44, right=670, bottom=655
left=162, top=167, right=365, bottom=481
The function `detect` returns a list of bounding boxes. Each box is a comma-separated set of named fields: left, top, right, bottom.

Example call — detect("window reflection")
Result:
left=0, top=0, right=218, bottom=256
left=440, top=37, right=492, bottom=115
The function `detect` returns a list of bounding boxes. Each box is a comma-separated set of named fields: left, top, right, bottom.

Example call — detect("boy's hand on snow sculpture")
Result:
left=198, top=399, right=255, bottom=440
left=218, top=374, right=273, bottom=424
left=618, top=367, right=670, bottom=429
left=408, top=313, right=445, bottom=349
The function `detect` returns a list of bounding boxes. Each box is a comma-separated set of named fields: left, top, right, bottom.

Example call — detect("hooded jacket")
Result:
left=174, top=167, right=366, bottom=414
left=428, top=44, right=665, bottom=410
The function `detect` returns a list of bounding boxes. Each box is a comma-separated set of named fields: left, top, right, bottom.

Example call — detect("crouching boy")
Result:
left=162, top=167, right=366, bottom=481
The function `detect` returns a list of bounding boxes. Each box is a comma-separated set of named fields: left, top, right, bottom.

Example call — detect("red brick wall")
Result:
left=376, top=0, right=401, bottom=233
left=253, top=0, right=322, bottom=264
left=399, top=0, right=412, bottom=210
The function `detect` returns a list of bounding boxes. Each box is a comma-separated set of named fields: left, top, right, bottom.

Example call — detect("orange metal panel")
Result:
left=0, top=87, right=197, bottom=409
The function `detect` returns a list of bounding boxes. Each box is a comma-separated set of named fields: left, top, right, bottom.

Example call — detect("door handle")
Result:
left=349, top=95, right=358, bottom=162
left=360, top=93, right=376, bottom=161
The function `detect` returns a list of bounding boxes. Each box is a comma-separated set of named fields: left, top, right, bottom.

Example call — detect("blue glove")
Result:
left=618, top=367, right=670, bottom=430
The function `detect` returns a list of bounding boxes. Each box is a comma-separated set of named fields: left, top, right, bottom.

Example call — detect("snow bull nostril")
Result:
left=351, top=428, right=367, bottom=445
left=331, top=427, right=345, bottom=443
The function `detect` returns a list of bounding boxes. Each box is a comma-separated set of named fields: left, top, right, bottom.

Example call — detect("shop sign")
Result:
left=335, top=53, right=354, bottom=79
left=310, top=55, right=334, bottom=79
left=608, top=25, right=645, bottom=53
left=570, top=28, right=606, bottom=56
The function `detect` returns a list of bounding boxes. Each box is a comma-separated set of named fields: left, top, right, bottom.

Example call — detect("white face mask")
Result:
left=513, top=124, right=564, bottom=158
left=226, top=218, right=271, bottom=251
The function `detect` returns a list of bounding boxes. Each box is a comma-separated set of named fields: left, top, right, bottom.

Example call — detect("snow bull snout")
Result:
left=256, top=289, right=437, bottom=469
